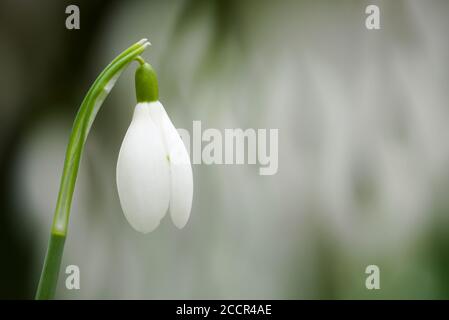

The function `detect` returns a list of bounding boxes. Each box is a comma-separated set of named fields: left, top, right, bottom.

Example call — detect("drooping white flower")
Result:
left=116, top=62, right=193, bottom=233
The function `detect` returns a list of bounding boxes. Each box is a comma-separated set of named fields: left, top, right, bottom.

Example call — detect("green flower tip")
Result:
left=135, top=59, right=158, bottom=103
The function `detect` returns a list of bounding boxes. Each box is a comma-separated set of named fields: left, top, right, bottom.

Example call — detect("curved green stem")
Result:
left=35, top=39, right=150, bottom=300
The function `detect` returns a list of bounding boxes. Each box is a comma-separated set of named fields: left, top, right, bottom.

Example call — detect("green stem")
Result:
left=35, top=39, right=150, bottom=300
left=35, top=234, right=65, bottom=299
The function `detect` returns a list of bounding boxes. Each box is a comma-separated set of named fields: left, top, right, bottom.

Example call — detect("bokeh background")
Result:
left=1, top=0, right=449, bottom=299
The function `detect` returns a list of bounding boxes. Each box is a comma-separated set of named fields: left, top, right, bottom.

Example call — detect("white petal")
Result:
left=116, top=103, right=170, bottom=233
left=167, top=140, right=193, bottom=229
left=148, top=101, right=193, bottom=229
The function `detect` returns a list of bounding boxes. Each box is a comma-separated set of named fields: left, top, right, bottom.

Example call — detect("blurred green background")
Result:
left=1, top=0, right=449, bottom=299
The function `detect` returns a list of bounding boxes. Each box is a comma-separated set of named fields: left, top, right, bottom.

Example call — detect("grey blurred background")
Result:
left=1, top=0, right=449, bottom=299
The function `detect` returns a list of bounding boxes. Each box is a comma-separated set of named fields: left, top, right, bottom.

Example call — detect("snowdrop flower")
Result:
left=116, top=61, right=193, bottom=233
